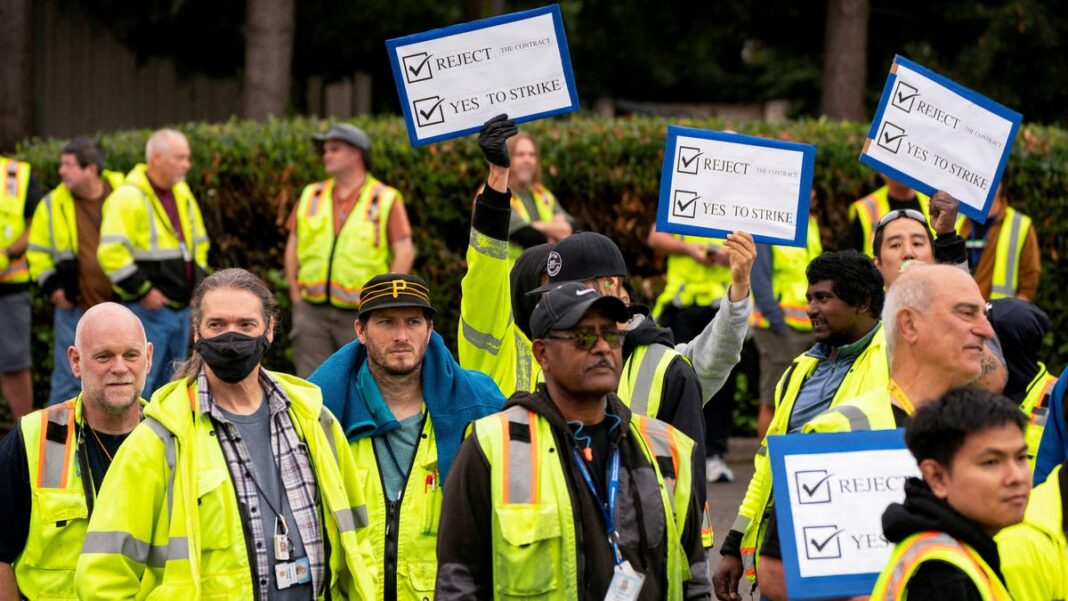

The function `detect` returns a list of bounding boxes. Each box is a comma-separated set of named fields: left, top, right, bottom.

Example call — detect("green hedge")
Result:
left=13, top=116, right=1068, bottom=408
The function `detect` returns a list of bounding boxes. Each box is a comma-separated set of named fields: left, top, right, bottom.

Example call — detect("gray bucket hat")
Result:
left=312, top=123, right=371, bottom=153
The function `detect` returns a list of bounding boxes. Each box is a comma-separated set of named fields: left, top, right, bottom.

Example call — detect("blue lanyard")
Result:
left=571, top=446, right=624, bottom=565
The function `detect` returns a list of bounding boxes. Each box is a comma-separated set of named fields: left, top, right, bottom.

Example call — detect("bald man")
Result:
left=0, top=302, right=151, bottom=600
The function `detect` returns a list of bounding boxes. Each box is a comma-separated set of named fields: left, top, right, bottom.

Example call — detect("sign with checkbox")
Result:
left=767, top=429, right=922, bottom=599
left=656, top=126, right=815, bottom=247
left=861, top=55, right=1022, bottom=222
left=386, top=4, right=579, bottom=147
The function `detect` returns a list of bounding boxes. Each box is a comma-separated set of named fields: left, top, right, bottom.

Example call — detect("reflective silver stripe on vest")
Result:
left=39, top=403, right=72, bottom=488
left=81, top=531, right=190, bottom=566
left=514, top=331, right=533, bottom=391
left=883, top=533, right=966, bottom=593
left=627, top=344, right=671, bottom=415
left=6, top=161, right=19, bottom=196
left=132, top=248, right=184, bottom=261
left=461, top=318, right=505, bottom=355
left=318, top=409, right=339, bottom=464
left=829, top=404, right=872, bottom=431
left=106, top=263, right=138, bottom=284
left=992, top=210, right=1025, bottom=299
left=469, top=230, right=508, bottom=259
left=100, top=234, right=134, bottom=250
left=756, top=446, right=767, bottom=457
left=334, top=506, right=369, bottom=533
left=504, top=407, right=536, bottom=504
left=731, top=514, right=752, bottom=534
left=637, top=417, right=678, bottom=509
left=142, top=417, right=178, bottom=527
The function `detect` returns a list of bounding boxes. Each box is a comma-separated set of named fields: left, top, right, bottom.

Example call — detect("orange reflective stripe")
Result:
left=364, top=184, right=386, bottom=247
left=35, top=410, right=49, bottom=488
left=187, top=386, right=197, bottom=412
left=1032, top=379, right=1057, bottom=425
left=305, top=182, right=327, bottom=218
left=36, top=404, right=76, bottom=489
left=861, top=196, right=880, bottom=226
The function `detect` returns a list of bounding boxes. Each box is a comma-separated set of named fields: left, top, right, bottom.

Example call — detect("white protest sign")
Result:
left=656, top=126, right=815, bottom=247
left=861, top=55, right=1022, bottom=222
left=386, top=4, right=579, bottom=147
left=768, top=430, right=921, bottom=600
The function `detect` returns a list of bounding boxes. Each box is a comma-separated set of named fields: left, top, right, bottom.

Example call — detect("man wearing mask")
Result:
left=0, top=303, right=149, bottom=600
left=76, top=268, right=375, bottom=600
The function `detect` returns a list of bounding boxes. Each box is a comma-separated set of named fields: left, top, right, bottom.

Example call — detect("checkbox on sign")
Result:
left=676, top=146, right=703, bottom=174
left=795, top=469, right=833, bottom=505
left=803, top=525, right=844, bottom=560
left=402, top=52, right=434, bottom=84
left=892, top=81, right=919, bottom=113
left=672, top=190, right=699, bottom=219
left=876, top=121, right=907, bottom=154
left=413, top=96, right=446, bottom=127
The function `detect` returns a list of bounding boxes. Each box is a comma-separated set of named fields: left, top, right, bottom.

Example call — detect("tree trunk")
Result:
left=0, top=0, right=34, bottom=151
left=820, top=0, right=869, bottom=121
left=243, top=0, right=296, bottom=121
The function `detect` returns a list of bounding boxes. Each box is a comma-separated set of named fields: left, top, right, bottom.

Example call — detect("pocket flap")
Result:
left=197, top=468, right=228, bottom=497
left=495, top=504, right=561, bottom=547
left=35, top=487, right=87, bottom=524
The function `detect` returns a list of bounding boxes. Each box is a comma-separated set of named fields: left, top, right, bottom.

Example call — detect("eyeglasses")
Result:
left=544, top=329, right=624, bottom=350
left=875, top=209, right=928, bottom=232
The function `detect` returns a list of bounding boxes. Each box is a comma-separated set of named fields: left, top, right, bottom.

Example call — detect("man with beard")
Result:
left=308, top=273, right=504, bottom=600
left=0, top=302, right=150, bottom=599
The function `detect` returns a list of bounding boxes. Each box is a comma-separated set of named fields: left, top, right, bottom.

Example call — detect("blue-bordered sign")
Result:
left=861, top=55, right=1022, bottom=222
left=656, top=126, right=815, bottom=247
left=386, top=4, right=579, bottom=147
left=767, top=429, right=920, bottom=600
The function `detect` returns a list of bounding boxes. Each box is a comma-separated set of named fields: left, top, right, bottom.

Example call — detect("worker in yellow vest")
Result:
left=436, top=283, right=710, bottom=599
left=870, top=387, right=1030, bottom=601
left=504, top=131, right=574, bottom=260
left=957, top=179, right=1041, bottom=301
left=285, top=123, right=415, bottom=377
left=996, top=458, right=1068, bottom=601
left=27, top=138, right=125, bottom=406
left=0, top=154, right=42, bottom=420
left=307, top=273, right=504, bottom=600
left=848, top=174, right=930, bottom=257
left=0, top=302, right=149, bottom=599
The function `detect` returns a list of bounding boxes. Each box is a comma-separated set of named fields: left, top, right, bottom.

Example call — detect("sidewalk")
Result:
left=707, top=437, right=762, bottom=599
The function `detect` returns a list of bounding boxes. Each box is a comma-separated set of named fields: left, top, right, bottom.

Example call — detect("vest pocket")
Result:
left=196, top=468, right=233, bottom=550
left=405, top=560, right=438, bottom=595
left=27, top=488, right=87, bottom=568
left=493, top=504, right=562, bottom=597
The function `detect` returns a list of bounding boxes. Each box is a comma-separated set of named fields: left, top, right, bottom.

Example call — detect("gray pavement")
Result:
left=706, top=437, right=762, bottom=599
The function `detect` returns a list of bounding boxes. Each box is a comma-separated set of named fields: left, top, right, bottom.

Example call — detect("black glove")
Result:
left=478, top=114, right=518, bottom=168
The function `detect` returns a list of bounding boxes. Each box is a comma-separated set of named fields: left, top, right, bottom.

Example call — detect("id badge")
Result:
left=273, top=534, right=291, bottom=561
left=275, top=561, right=295, bottom=590
left=604, top=561, right=645, bottom=601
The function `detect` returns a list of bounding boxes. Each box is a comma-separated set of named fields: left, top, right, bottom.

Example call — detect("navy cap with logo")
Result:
left=531, top=232, right=628, bottom=295
left=357, top=273, right=436, bottom=320
left=530, top=282, right=630, bottom=340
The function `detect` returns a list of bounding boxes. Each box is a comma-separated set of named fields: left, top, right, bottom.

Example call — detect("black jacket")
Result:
left=435, top=388, right=711, bottom=600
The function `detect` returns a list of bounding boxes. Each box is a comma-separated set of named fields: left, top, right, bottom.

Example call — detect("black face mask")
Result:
left=194, top=331, right=270, bottom=384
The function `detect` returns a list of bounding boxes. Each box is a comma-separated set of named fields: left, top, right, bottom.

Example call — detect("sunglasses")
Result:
left=544, top=329, right=624, bottom=350
left=875, top=208, right=928, bottom=232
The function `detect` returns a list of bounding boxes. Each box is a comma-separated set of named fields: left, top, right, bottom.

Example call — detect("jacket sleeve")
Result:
left=933, top=232, right=967, bottom=268
left=98, top=186, right=152, bottom=299
left=75, top=423, right=169, bottom=599
left=434, top=435, right=494, bottom=600
left=681, top=444, right=713, bottom=600
left=996, top=524, right=1058, bottom=601
left=1035, top=372, right=1068, bottom=486
left=189, top=189, right=210, bottom=271
left=26, top=195, right=55, bottom=289
left=328, top=411, right=378, bottom=600
left=675, top=292, right=751, bottom=403
left=751, top=245, right=787, bottom=333
left=1016, top=226, right=1041, bottom=300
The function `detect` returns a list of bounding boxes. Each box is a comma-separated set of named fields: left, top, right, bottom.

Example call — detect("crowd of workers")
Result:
left=0, top=111, right=1061, bottom=601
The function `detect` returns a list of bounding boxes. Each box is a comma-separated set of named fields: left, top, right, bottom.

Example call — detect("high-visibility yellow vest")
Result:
left=734, top=326, right=888, bottom=581
left=508, top=184, right=558, bottom=260
left=871, top=531, right=1011, bottom=601
left=996, top=464, right=1068, bottom=601
left=0, top=156, right=32, bottom=284
left=848, top=186, right=931, bottom=257
left=97, top=164, right=209, bottom=305
left=27, top=171, right=125, bottom=288
left=294, top=175, right=399, bottom=309
left=351, top=416, right=441, bottom=600
left=472, top=405, right=694, bottom=600
left=751, top=217, right=823, bottom=331
left=1020, top=362, right=1057, bottom=468
left=652, top=235, right=732, bottom=317
left=74, top=371, right=376, bottom=600
left=988, top=207, right=1032, bottom=300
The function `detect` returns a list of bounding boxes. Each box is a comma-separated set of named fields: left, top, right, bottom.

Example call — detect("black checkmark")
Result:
left=882, top=130, right=906, bottom=145
left=896, top=90, right=919, bottom=104
left=675, top=195, right=700, bottom=212
left=418, top=98, right=445, bottom=121
left=407, top=54, right=432, bottom=77
left=809, top=529, right=844, bottom=552
left=800, top=472, right=833, bottom=497
left=680, top=151, right=702, bottom=169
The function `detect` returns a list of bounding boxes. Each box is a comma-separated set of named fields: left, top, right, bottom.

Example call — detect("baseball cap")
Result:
left=529, top=232, right=628, bottom=295
left=357, top=273, right=436, bottom=320
left=313, top=123, right=372, bottom=153
left=530, top=282, right=630, bottom=340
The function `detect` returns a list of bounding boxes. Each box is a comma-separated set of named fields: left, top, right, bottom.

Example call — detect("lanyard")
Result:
left=571, top=446, right=624, bottom=565
left=888, top=379, right=916, bottom=416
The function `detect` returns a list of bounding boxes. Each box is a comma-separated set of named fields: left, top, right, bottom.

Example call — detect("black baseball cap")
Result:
left=530, top=282, right=630, bottom=339
left=529, top=232, right=628, bottom=295
left=357, top=273, right=436, bottom=320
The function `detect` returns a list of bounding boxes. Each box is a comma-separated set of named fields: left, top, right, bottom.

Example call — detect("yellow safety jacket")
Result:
left=351, top=415, right=441, bottom=600
left=295, top=175, right=399, bottom=309
left=14, top=395, right=144, bottom=600
left=733, top=326, right=888, bottom=581
left=801, top=387, right=901, bottom=434
left=848, top=186, right=931, bottom=257
left=958, top=207, right=1033, bottom=300
left=751, top=217, right=823, bottom=331
left=508, top=184, right=558, bottom=260
left=472, top=405, right=694, bottom=600
left=74, top=371, right=376, bottom=600
left=652, top=234, right=732, bottom=318
left=871, top=531, right=1011, bottom=601
left=0, top=156, right=32, bottom=284
left=1021, top=363, right=1057, bottom=468
left=97, top=164, right=209, bottom=306
left=996, top=464, right=1068, bottom=601
left=27, top=171, right=126, bottom=294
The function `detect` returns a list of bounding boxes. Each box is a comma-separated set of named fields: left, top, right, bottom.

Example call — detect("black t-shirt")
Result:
left=569, top=416, right=616, bottom=498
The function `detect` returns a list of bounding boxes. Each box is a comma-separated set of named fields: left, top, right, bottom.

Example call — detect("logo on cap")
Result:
left=546, top=251, right=562, bottom=277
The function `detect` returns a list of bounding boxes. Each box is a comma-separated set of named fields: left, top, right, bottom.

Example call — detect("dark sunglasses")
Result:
left=544, top=329, right=624, bottom=350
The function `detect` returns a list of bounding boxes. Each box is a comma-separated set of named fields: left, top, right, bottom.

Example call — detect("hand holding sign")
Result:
left=478, top=114, right=517, bottom=167
left=725, top=232, right=756, bottom=301
left=928, top=190, right=960, bottom=235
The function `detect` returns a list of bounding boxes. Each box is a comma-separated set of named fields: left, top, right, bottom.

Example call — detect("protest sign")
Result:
left=656, top=126, right=815, bottom=247
left=767, top=429, right=921, bottom=599
left=861, top=55, right=1022, bottom=222
left=386, top=4, right=579, bottom=147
